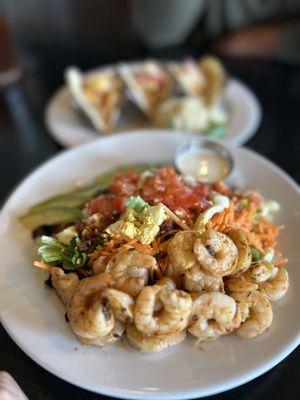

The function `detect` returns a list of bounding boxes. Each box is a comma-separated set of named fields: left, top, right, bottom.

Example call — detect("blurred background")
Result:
left=0, top=1, right=300, bottom=397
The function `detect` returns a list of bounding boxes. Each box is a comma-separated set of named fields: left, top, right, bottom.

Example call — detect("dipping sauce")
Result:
left=176, top=149, right=231, bottom=183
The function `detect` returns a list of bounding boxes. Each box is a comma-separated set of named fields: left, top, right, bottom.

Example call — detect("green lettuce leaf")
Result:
left=249, top=245, right=263, bottom=262
left=37, top=235, right=88, bottom=270
left=125, top=196, right=148, bottom=213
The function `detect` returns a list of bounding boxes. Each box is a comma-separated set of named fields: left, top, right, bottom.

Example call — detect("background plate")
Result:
left=45, top=63, right=261, bottom=148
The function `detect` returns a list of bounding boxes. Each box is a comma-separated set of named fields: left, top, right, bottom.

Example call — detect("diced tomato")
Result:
left=193, top=183, right=211, bottom=198
left=86, top=167, right=213, bottom=224
left=85, top=195, right=126, bottom=216
left=109, top=171, right=139, bottom=196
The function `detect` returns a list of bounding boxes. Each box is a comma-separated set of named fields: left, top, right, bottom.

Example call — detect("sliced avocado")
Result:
left=19, top=165, right=154, bottom=230
left=28, top=165, right=150, bottom=213
left=19, top=207, right=82, bottom=230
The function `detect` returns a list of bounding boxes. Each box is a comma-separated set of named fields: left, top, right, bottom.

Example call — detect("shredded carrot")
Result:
left=132, top=242, right=153, bottom=255
left=152, top=239, right=159, bottom=255
left=274, top=258, right=288, bottom=266
left=208, top=199, right=280, bottom=254
left=33, top=261, right=54, bottom=270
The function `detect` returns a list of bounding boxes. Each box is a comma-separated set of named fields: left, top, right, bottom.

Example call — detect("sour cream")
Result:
left=175, top=139, right=233, bottom=183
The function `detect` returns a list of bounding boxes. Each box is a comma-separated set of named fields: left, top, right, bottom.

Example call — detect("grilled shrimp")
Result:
left=102, top=288, right=134, bottom=323
left=228, top=229, right=252, bottom=277
left=106, top=250, right=157, bottom=297
left=194, top=230, right=238, bottom=277
left=225, top=276, right=258, bottom=293
left=188, top=292, right=236, bottom=341
left=51, top=267, right=79, bottom=306
left=67, top=273, right=115, bottom=339
left=91, top=255, right=107, bottom=275
left=184, top=264, right=224, bottom=293
left=258, top=267, right=289, bottom=301
left=126, top=324, right=186, bottom=353
left=134, top=284, right=192, bottom=335
left=155, top=277, right=177, bottom=290
left=76, top=320, right=125, bottom=346
left=250, top=262, right=278, bottom=284
left=230, top=291, right=252, bottom=324
left=164, top=261, right=183, bottom=288
left=167, top=231, right=200, bottom=272
left=235, top=291, right=273, bottom=339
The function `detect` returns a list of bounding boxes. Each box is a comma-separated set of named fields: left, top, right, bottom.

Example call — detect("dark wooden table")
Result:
left=0, top=50, right=299, bottom=400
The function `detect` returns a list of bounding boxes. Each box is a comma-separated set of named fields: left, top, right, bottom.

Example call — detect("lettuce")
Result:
left=37, top=235, right=88, bottom=270
left=125, top=195, right=148, bottom=213
left=249, top=245, right=262, bottom=262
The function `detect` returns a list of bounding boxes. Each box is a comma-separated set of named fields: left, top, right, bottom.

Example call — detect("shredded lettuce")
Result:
left=37, top=235, right=88, bottom=270
left=125, top=195, right=148, bottom=213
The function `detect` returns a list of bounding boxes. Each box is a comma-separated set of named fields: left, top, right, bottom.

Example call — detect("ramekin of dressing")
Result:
left=175, top=138, right=233, bottom=183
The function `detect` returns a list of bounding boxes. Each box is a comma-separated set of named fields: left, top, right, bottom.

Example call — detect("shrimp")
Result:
left=167, top=231, right=200, bottom=273
left=126, top=324, right=186, bottom=353
left=230, top=291, right=252, bottom=324
left=105, top=250, right=157, bottom=297
left=188, top=292, right=236, bottom=341
left=250, top=262, right=278, bottom=284
left=51, top=267, right=79, bottom=306
left=228, top=229, right=252, bottom=277
left=102, top=288, right=134, bottom=323
left=67, top=273, right=115, bottom=339
left=258, top=267, right=289, bottom=301
left=91, top=255, right=107, bottom=275
left=194, top=230, right=238, bottom=277
left=134, top=285, right=192, bottom=335
left=235, top=291, right=273, bottom=339
left=155, top=277, right=177, bottom=290
left=164, top=261, right=183, bottom=288
left=184, top=264, right=224, bottom=293
left=76, top=320, right=125, bottom=346
left=225, top=277, right=258, bottom=293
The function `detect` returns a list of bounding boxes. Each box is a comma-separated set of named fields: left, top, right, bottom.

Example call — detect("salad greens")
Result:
left=125, top=195, right=148, bottom=213
left=38, top=235, right=88, bottom=270
left=249, top=245, right=263, bottom=262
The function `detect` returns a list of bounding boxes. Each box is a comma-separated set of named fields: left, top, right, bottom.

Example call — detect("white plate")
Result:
left=45, top=63, right=261, bottom=148
left=0, top=131, right=299, bottom=400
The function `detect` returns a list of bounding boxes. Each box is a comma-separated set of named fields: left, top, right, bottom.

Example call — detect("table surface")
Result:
left=0, top=49, right=299, bottom=400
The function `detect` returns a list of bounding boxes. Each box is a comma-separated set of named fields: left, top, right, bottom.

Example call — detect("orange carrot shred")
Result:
left=33, top=261, right=54, bottom=270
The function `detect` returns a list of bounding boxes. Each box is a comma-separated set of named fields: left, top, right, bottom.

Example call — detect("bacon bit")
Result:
left=158, top=256, right=170, bottom=272
left=77, top=268, right=90, bottom=277
left=161, top=204, right=190, bottom=231
left=33, top=261, right=54, bottom=270
left=158, top=237, right=174, bottom=252
left=155, top=267, right=164, bottom=279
